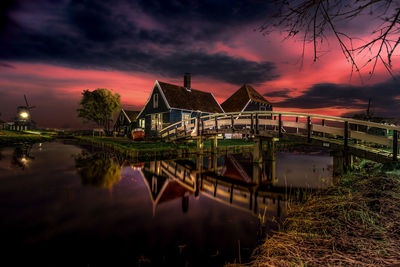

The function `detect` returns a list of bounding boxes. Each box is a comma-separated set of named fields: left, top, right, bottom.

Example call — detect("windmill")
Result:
left=17, top=95, right=36, bottom=121
left=14, top=95, right=36, bottom=130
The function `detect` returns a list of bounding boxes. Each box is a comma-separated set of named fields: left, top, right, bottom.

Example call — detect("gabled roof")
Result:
left=122, top=109, right=140, bottom=122
left=158, top=81, right=224, bottom=113
left=221, top=84, right=271, bottom=113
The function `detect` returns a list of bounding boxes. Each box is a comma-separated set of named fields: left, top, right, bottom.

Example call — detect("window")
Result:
left=153, top=93, right=158, bottom=109
left=139, top=119, right=145, bottom=128
left=151, top=113, right=163, bottom=130
left=260, top=105, right=266, bottom=111
left=182, top=113, right=191, bottom=125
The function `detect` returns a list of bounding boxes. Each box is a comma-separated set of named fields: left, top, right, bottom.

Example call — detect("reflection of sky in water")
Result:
left=275, top=151, right=333, bottom=188
left=0, top=142, right=333, bottom=265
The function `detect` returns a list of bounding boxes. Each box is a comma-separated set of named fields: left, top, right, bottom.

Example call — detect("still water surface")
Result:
left=0, top=141, right=332, bottom=266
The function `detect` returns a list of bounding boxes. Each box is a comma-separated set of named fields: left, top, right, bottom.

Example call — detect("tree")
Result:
left=77, top=88, right=121, bottom=133
left=75, top=151, right=121, bottom=188
left=260, top=0, right=400, bottom=77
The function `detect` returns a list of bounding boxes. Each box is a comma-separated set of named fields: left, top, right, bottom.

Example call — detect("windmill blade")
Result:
left=24, top=95, right=29, bottom=107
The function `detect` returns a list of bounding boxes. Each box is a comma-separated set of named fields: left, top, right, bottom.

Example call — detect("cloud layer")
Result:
left=0, top=0, right=278, bottom=85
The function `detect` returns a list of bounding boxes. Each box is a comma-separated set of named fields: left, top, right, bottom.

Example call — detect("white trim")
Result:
left=137, top=80, right=171, bottom=119
left=210, top=92, right=225, bottom=113
left=120, top=108, right=132, bottom=123
left=240, top=99, right=251, bottom=112
left=156, top=80, right=171, bottom=109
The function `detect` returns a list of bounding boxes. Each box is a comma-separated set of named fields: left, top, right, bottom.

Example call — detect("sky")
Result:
left=0, top=0, right=399, bottom=128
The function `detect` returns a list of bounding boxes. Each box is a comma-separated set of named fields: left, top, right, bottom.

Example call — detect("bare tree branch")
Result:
left=260, top=0, right=400, bottom=78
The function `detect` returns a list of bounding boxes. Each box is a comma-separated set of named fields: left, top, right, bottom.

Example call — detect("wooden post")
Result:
left=201, top=118, right=204, bottom=135
left=393, top=130, right=398, bottom=161
left=278, top=114, right=282, bottom=138
left=231, top=114, right=234, bottom=131
left=184, top=123, right=187, bottom=136
left=321, top=119, right=325, bottom=137
left=175, top=127, right=178, bottom=137
left=255, top=113, right=259, bottom=134
left=167, top=130, right=170, bottom=140
left=196, top=115, right=200, bottom=136
left=344, top=121, right=349, bottom=149
left=296, top=116, right=299, bottom=134
left=215, top=116, right=218, bottom=132
left=307, top=116, right=311, bottom=143
left=251, top=113, right=254, bottom=132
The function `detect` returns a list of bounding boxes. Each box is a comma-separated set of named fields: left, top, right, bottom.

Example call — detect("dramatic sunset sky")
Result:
left=0, top=0, right=399, bottom=128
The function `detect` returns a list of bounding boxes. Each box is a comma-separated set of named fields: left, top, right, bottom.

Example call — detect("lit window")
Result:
left=182, top=113, right=190, bottom=125
left=151, top=113, right=163, bottom=130
left=153, top=93, right=158, bottom=109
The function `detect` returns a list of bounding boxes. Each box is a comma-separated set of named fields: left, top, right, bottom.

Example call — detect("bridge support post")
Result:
left=211, top=135, right=218, bottom=153
left=197, top=137, right=204, bottom=151
left=332, top=150, right=353, bottom=177
left=253, top=138, right=263, bottom=165
left=393, top=130, right=398, bottom=162
left=278, top=114, right=282, bottom=138
left=307, top=116, right=311, bottom=143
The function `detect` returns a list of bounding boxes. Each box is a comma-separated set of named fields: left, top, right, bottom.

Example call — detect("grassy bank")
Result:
left=237, top=161, right=400, bottom=266
left=0, top=130, right=55, bottom=145
left=75, top=136, right=256, bottom=151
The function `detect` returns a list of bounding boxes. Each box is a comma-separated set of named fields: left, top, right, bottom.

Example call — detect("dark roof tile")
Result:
left=158, top=81, right=223, bottom=113
left=221, top=84, right=271, bottom=112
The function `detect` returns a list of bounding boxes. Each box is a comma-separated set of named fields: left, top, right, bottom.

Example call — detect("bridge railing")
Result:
left=159, top=111, right=399, bottom=160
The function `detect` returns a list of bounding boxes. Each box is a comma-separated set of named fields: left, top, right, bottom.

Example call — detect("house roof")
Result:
left=158, top=81, right=223, bottom=113
left=221, top=84, right=271, bottom=113
left=122, top=110, right=140, bottom=122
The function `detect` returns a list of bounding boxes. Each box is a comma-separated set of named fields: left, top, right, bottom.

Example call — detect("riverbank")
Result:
left=237, top=160, right=400, bottom=266
left=0, top=130, right=55, bottom=145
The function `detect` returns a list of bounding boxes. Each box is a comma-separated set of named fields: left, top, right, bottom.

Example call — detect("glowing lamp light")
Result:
left=20, top=112, right=29, bottom=119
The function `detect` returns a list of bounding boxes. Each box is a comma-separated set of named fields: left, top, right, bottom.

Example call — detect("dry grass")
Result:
left=230, top=161, right=400, bottom=267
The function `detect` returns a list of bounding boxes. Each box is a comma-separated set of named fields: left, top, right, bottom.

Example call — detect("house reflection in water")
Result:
left=133, top=152, right=332, bottom=221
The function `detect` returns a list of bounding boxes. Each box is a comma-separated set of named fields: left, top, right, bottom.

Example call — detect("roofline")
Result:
left=240, top=99, right=251, bottom=113
left=120, top=108, right=131, bottom=123
left=137, top=80, right=171, bottom=119
left=210, top=92, right=225, bottom=113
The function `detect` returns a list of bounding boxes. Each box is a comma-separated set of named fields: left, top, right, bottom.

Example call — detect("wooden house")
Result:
left=221, top=84, right=272, bottom=113
left=113, top=109, right=140, bottom=136
left=137, top=74, right=224, bottom=135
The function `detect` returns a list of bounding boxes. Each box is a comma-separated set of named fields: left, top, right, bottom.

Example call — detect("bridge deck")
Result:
left=159, top=111, right=399, bottom=162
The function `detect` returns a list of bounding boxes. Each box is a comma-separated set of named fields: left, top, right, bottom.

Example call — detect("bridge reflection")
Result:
left=135, top=151, right=332, bottom=220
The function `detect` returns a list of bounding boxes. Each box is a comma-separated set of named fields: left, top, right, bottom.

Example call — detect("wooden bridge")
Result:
left=160, top=111, right=400, bottom=163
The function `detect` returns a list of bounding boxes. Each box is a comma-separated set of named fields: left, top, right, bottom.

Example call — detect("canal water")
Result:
left=0, top=141, right=333, bottom=266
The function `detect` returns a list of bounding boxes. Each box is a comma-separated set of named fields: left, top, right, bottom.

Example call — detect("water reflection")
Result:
left=136, top=151, right=332, bottom=223
left=11, top=144, right=34, bottom=169
left=75, top=151, right=122, bottom=188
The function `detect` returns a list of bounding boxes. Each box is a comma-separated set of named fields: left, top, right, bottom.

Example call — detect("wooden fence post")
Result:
left=307, top=116, right=311, bottom=143
left=231, top=114, right=234, bottom=131
left=251, top=114, right=254, bottom=133
left=393, top=130, right=398, bottom=161
left=215, top=116, right=218, bottom=132
left=197, top=115, right=200, bottom=136
left=278, top=113, right=282, bottom=138
left=255, top=113, right=259, bottom=134
left=344, top=121, right=349, bottom=149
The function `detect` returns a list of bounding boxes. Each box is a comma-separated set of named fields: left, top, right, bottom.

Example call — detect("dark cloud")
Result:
left=0, top=0, right=277, bottom=84
left=274, top=78, right=400, bottom=118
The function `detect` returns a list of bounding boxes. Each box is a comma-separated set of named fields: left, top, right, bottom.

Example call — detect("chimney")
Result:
left=184, top=73, right=191, bottom=89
